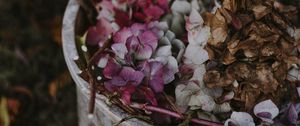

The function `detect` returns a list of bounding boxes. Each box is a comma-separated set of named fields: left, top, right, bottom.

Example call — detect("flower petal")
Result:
left=130, top=23, right=146, bottom=36
left=139, top=30, right=158, bottom=49
left=120, top=85, right=136, bottom=105
left=155, top=56, right=179, bottom=84
left=103, top=58, right=122, bottom=79
left=106, top=76, right=127, bottom=86
left=254, top=99, right=279, bottom=123
left=171, top=0, right=191, bottom=14
left=86, top=18, right=114, bottom=46
left=134, top=44, right=153, bottom=60
left=139, top=87, right=158, bottom=106
left=148, top=61, right=164, bottom=92
left=189, top=8, right=204, bottom=25
left=113, top=27, right=132, bottom=43
left=144, top=5, right=165, bottom=20
left=225, top=112, right=255, bottom=126
left=282, top=104, right=298, bottom=125
left=188, top=93, right=216, bottom=112
left=119, top=67, right=145, bottom=86
left=187, top=26, right=211, bottom=46
left=111, top=43, right=128, bottom=59
left=184, top=45, right=209, bottom=65
left=154, top=45, right=172, bottom=57
left=175, top=84, right=191, bottom=112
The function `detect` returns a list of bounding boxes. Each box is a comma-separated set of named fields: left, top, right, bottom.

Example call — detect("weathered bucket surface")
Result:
left=62, top=0, right=150, bottom=125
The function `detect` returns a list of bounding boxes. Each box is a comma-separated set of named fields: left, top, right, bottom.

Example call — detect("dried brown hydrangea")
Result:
left=203, top=0, right=300, bottom=112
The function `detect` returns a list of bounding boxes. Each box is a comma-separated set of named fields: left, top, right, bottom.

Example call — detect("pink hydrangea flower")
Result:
left=112, top=23, right=158, bottom=60
left=86, top=18, right=115, bottom=47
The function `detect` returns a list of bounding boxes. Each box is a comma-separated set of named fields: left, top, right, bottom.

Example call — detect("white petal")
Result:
left=159, top=36, right=171, bottom=45
left=189, top=94, right=216, bottom=112
left=155, top=45, right=172, bottom=57
left=191, top=64, right=206, bottom=81
left=163, top=56, right=179, bottom=83
left=111, top=43, right=128, bottom=59
left=184, top=45, right=209, bottom=65
left=191, top=0, right=200, bottom=11
left=171, top=0, right=191, bottom=14
left=171, top=13, right=185, bottom=35
left=287, top=67, right=300, bottom=81
left=189, top=8, right=204, bottom=25
left=254, top=99, right=279, bottom=123
left=188, top=26, right=211, bottom=46
left=213, top=102, right=231, bottom=113
left=97, top=56, right=108, bottom=68
left=165, top=30, right=175, bottom=41
left=226, top=112, right=255, bottom=126
left=175, top=84, right=191, bottom=112
left=157, top=21, right=169, bottom=31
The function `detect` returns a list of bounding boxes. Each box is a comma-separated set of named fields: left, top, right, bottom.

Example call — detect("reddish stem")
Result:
left=130, top=103, right=223, bottom=126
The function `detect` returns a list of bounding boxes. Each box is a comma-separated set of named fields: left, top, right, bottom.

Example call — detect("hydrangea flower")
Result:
left=86, top=18, right=116, bottom=47
left=112, top=23, right=158, bottom=60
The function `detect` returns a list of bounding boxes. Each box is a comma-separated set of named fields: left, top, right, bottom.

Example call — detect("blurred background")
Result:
left=0, top=0, right=78, bottom=126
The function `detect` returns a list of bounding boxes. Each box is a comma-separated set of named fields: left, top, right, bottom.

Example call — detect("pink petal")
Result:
left=86, top=18, right=114, bottom=46
left=156, top=56, right=178, bottom=84
left=144, top=5, right=164, bottom=20
left=134, top=44, right=153, bottom=60
left=139, top=30, right=158, bottom=49
left=106, top=76, right=127, bottom=86
left=104, top=81, right=118, bottom=91
left=86, top=26, right=102, bottom=46
left=149, top=61, right=164, bottom=92
left=130, top=23, right=146, bottom=36
left=103, top=58, right=122, bottom=79
left=157, top=0, right=169, bottom=11
left=119, top=67, right=145, bottom=86
left=139, top=86, right=158, bottom=106
left=120, top=85, right=136, bottom=105
left=113, top=27, right=132, bottom=43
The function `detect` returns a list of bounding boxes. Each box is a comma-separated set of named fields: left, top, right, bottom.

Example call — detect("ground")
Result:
left=0, top=0, right=78, bottom=126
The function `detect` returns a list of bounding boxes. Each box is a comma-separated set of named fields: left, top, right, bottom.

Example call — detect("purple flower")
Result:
left=104, top=66, right=144, bottom=88
left=86, top=18, right=115, bottom=47
left=112, top=23, right=158, bottom=60
left=138, top=60, right=164, bottom=93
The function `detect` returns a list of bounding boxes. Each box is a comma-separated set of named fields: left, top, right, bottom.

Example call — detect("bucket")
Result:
left=62, top=0, right=150, bottom=125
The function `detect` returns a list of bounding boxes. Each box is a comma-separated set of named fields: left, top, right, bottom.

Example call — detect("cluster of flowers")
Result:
left=85, top=0, right=182, bottom=106
left=81, top=0, right=300, bottom=125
